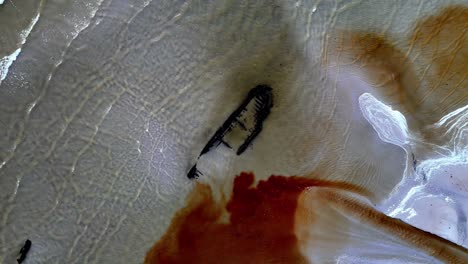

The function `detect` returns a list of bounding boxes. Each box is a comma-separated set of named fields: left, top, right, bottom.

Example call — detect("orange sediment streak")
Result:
left=144, top=172, right=368, bottom=264
left=319, top=189, right=468, bottom=263
left=145, top=172, right=468, bottom=263
left=327, top=6, right=467, bottom=131
left=145, top=6, right=468, bottom=263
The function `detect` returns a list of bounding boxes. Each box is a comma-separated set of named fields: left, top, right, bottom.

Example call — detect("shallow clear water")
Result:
left=0, top=0, right=467, bottom=263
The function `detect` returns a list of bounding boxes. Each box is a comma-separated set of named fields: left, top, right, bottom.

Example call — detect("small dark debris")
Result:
left=422, top=171, right=427, bottom=182
left=17, top=239, right=31, bottom=264
left=187, top=164, right=202, bottom=179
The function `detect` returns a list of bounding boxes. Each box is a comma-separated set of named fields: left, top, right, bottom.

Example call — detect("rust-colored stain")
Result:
left=328, top=5, right=467, bottom=131
left=312, top=189, right=468, bottom=263
left=411, top=6, right=467, bottom=107
left=145, top=172, right=468, bottom=263
left=331, top=31, right=420, bottom=113
left=144, top=172, right=368, bottom=264
left=145, top=5, right=468, bottom=264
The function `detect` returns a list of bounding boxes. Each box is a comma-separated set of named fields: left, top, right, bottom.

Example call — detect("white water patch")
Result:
left=359, top=93, right=409, bottom=146
left=0, top=1, right=4, bottom=5
left=359, top=93, right=468, bottom=247
left=0, top=48, right=21, bottom=81
left=0, top=13, right=40, bottom=85
left=391, top=188, right=460, bottom=242
left=376, top=101, right=468, bottom=248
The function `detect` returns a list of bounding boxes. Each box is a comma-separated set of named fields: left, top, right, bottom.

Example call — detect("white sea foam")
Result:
left=0, top=13, right=39, bottom=85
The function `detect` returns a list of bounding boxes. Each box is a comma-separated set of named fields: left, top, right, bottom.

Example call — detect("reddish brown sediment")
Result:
left=146, top=5, right=468, bottom=264
left=144, top=172, right=369, bottom=264
left=410, top=6, right=467, bottom=113
left=145, top=172, right=468, bottom=263
left=326, top=5, right=468, bottom=133
left=327, top=31, right=420, bottom=116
